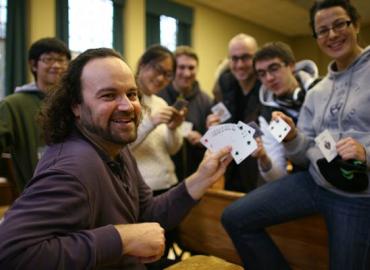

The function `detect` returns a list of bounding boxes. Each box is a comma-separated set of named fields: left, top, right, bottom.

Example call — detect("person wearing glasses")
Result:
left=0, top=37, right=71, bottom=192
left=208, top=33, right=264, bottom=192
left=130, top=45, right=185, bottom=194
left=222, top=0, right=370, bottom=269
left=158, top=46, right=213, bottom=181
left=252, top=41, right=320, bottom=181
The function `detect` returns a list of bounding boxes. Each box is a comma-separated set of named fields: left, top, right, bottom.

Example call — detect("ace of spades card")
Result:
left=315, top=129, right=338, bottom=162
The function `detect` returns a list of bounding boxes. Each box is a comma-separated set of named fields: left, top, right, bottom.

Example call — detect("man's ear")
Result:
left=29, top=59, right=37, bottom=72
left=71, top=104, right=81, bottom=118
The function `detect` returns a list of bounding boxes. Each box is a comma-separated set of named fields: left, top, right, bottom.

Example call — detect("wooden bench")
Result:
left=0, top=205, right=9, bottom=219
left=178, top=189, right=329, bottom=270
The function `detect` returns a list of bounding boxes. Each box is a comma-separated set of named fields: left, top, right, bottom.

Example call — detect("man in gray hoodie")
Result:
left=251, top=41, right=320, bottom=181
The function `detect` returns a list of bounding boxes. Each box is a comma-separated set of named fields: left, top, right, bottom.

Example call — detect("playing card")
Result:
left=172, top=99, right=189, bottom=111
left=231, top=128, right=258, bottom=164
left=269, top=118, right=291, bottom=143
left=247, top=121, right=264, bottom=138
left=180, top=121, right=193, bottom=137
left=211, top=102, right=231, bottom=123
left=204, top=124, right=237, bottom=152
left=237, top=121, right=255, bottom=139
left=200, top=130, right=213, bottom=149
left=315, top=129, right=338, bottom=162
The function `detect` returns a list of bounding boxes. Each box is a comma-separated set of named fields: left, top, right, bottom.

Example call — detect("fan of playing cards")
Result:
left=200, top=121, right=258, bottom=164
left=200, top=118, right=292, bottom=165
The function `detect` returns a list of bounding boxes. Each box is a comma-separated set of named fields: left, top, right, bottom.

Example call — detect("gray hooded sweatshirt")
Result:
left=285, top=46, right=370, bottom=197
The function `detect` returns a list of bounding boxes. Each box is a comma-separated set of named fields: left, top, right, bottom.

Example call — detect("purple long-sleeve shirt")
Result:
left=0, top=130, right=197, bottom=269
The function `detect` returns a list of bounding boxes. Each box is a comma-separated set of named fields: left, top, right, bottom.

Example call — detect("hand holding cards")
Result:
left=211, top=102, right=231, bottom=123
left=200, top=121, right=257, bottom=164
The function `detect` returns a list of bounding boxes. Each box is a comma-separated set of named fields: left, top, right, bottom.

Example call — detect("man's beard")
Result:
left=82, top=119, right=138, bottom=146
left=79, top=107, right=140, bottom=146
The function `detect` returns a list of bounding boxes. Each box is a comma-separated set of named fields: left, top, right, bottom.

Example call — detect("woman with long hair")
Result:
left=130, top=45, right=185, bottom=194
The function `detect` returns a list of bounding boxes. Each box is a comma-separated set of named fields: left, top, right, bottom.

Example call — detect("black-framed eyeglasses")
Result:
left=314, top=20, right=352, bottom=39
left=255, top=62, right=286, bottom=79
left=151, top=62, right=173, bottom=80
left=39, top=56, right=69, bottom=66
left=230, top=53, right=253, bottom=63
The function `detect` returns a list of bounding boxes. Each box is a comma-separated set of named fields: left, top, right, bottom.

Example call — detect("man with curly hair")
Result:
left=0, top=48, right=232, bottom=270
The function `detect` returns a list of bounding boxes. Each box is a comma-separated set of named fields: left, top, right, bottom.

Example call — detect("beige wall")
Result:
left=28, top=0, right=55, bottom=45
left=27, top=0, right=56, bottom=81
left=123, top=0, right=145, bottom=71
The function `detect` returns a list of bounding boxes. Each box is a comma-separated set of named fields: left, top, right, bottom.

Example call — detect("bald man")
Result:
left=209, top=33, right=270, bottom=192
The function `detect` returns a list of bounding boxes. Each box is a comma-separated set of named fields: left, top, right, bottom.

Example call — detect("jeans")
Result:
left=221, top=171, right=370, bottom=270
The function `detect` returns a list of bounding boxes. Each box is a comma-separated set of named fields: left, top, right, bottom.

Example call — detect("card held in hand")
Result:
left=315, top=129, right=338, bottom=162
left=268, top=118, right=291, bottom=143
left=211, top=102, right=231, bottom=123
left=180, top=121, right=193, bottom=137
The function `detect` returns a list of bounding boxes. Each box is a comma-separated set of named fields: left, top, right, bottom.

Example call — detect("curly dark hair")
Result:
left=40, top=48, right=123, bottom=145
left=309, top=0, right=360, bottom=38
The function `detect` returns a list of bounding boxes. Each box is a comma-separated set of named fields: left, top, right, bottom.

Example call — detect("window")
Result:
left=146, top=0, right=193, bottom=49
left=0, top=0, right=7, bottom=99
left=68, top=0, right=113, bottom=55
left=160, top=15, right=177, bottom=51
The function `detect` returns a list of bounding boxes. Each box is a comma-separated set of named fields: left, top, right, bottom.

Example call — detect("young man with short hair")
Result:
left=252, top=41, right=319, bottom=181
left=0, top=37, right=71, bottom=191
left=158, top=46, right=213, bottom=179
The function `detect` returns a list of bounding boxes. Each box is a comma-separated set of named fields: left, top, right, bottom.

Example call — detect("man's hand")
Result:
left=206, top=113, right=221, bottom=128
left=186, top=130, right=202, bottom=145
left=150, top=106, right=175, bottom=126
left=336, top=137, right=366, bottom=162
left=167, top=108, right=186, bottom=130
left=115, top=223, right=165, bottom=263
left=185, top=146, right=232, bottom=200
left=271, top=111, right=297, bottom=142
left=252, top=137, right=266, bottom=159
left=252, top=137, right=272, bottom=172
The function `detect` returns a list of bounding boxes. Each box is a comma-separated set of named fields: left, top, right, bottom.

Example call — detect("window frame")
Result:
left=146, top=0, right=193, bottom=49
